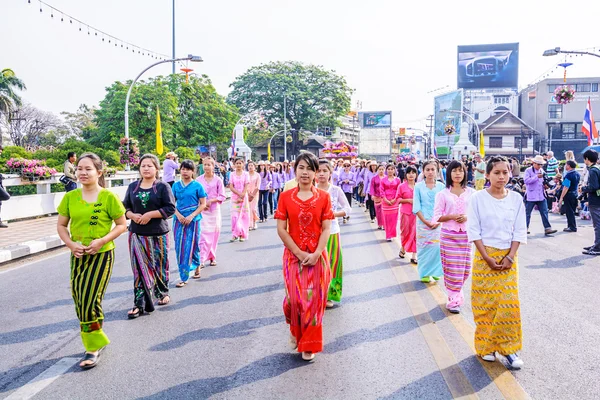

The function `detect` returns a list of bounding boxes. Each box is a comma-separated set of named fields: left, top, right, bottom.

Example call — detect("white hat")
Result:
left=532, top=155, right=546, bottom=165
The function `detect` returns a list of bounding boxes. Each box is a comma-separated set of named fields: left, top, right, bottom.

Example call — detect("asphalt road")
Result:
left=0, top=201, right=598, bottom=399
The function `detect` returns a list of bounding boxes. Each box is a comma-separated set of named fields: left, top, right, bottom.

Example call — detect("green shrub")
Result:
left=174, top=146, right=196, bottom=161
left=6, top=185, right=36, bottom=196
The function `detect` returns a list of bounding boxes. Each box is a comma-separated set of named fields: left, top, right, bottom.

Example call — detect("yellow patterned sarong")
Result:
left=471, top=246, right=522, bottom=356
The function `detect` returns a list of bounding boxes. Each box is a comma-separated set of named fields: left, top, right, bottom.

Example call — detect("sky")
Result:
left=3, top=0, right=600, bottom=132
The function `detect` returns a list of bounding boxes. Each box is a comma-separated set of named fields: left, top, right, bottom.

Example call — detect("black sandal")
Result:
left=80, top=352, right=99, bottom=369
left=127, top=307, right=142, bottom=319
left=410, top=258, right=418, bottom=265
left=399, top=250, right=406, bottom=258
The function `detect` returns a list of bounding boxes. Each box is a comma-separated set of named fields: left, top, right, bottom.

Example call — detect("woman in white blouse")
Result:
left=317, top=159, right=352, bottom=308
left=466, top=156, right=527, bottom=370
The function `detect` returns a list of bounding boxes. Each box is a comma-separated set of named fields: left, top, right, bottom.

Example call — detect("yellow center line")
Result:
left=426, top=283, right=530, bottom=400
left=375, top=230, right=478, bottom=400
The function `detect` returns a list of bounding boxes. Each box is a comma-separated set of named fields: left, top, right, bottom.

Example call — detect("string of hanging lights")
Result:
left=26, top=0, right=175, bottom=62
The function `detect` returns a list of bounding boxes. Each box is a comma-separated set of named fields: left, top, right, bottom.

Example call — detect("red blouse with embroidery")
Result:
left=274, top=186, right=335, bottom=253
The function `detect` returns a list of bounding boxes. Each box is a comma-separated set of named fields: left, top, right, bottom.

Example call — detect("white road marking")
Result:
left=4, top=357, right=79, bottom=400
left=0, top=248, right=69, bottom=275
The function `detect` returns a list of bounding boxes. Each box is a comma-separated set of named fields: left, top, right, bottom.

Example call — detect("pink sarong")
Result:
left=200, top=205, right=221, bottom=263
left=231, top=195, right=250, bottom=239
left=381, top=201, right=400, bottom=240
left=400, top=212, right=417, bottom=253
left=374, top=199, right=384, bottom=227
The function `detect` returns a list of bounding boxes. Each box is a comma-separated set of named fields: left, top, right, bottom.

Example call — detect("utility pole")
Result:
left=172, top=0, right=176, bottom=74
left=426, top=114, right=434, bottom=157
left=283, top=95, right=287, bottom=161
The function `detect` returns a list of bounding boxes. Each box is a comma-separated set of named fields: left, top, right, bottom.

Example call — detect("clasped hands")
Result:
left=69, top=239, right=105, bottom=258
left=295, top=251, right=320, bottom=266
left=484, top=255, right=513, bottom=271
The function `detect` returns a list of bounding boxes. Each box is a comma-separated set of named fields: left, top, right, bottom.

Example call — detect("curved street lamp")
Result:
left=543, top=47, right=600, bottom=59
left=124, top=54, right=203, bottom=169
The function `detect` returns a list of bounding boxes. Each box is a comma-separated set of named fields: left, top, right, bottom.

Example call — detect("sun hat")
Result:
left=532, top=155, right=546, bottom=165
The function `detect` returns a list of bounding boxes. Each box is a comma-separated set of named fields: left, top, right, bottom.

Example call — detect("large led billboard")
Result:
left=433, top=90, right=463, bottom=157
left=359, top=111, right=392, bottom=155
left=361, top=111, right=391, bottom=128
left=457, top=43, right=519, bottom=89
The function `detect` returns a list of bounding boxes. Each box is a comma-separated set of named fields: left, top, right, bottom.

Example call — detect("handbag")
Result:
left=0, top=185, right=10, bottom=201
left=59, top=175, right=71, bottom=185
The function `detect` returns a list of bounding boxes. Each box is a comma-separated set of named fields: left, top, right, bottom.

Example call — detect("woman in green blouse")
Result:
left=56, top=153, right=127, bottom=370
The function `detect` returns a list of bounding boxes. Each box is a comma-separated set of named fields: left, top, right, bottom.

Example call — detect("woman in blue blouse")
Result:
left=172, top=160, right=207, bottom=287
left=413, top=160, right=445, bottom=282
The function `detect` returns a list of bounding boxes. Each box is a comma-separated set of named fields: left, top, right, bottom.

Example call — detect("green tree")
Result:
left=0, top=68, right=26, bottom=118
left=93, top=74, right=239, bottom=154
left=227, top=61, right=353, bottom=155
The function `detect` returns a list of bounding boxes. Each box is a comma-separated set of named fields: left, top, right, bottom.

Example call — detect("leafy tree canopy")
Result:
left=93, top=74, right=239, bottom=155
left=227, top=61, right=353, bottom=133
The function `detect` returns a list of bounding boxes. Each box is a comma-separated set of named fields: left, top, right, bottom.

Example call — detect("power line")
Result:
left=27, top=0, right=175, bottom=62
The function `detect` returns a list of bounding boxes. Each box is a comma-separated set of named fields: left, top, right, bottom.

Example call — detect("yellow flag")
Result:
left=267, top=142, right=271, bottom=161
left=156, top=106, right=164, bottom=155
left=479, top=130, right=485, bottom=157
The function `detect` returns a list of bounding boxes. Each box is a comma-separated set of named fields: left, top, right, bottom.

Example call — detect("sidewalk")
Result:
left=0, top=188, right=232, bottom=264
left=0, top=216, right=62, bottom=263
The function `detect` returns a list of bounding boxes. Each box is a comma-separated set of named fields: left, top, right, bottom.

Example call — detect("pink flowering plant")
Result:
left=119, top=137, right=140, bottom=165
left=554, top=85, right=575, bottom=104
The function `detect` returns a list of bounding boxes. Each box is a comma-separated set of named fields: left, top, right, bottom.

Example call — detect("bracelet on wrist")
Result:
left=505, top=255, right=514, bottom=264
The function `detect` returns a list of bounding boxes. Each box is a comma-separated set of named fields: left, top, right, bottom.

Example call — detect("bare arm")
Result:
left=57, top=215, right=86, bottom=257
left=276, top=219, right=307, bottom=260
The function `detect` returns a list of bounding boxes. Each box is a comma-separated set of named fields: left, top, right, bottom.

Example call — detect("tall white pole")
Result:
left=172, top=0, right=176, bottom=74
left=283, top=95, right=287, bottom=161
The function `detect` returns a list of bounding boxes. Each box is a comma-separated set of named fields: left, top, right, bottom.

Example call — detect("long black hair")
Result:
left=445, top=160, right=467, bottom=188
left=294, top=152, right=319, bottom=173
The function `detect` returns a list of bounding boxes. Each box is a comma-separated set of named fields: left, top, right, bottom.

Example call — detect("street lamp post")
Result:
left=407, top=128, right=430, bottom=158
left=440, top=108, right=481, bottom=152
left=543, top=47, right=600, bottom=59
left=283, top=95, right=287, bottom=161
left=268, top=129, right=286, bottom=161
left=124, top=54, right=203, bottom=169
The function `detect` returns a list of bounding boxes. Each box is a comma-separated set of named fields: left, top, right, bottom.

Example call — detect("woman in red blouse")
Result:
left=275, top=152, right=334, bottom=361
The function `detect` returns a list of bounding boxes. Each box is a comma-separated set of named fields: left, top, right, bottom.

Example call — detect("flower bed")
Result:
left=321, top=141, right=358, bottom=158
left=119, top=138, right=140, bottom=165
left=5, top=158, right=57, bottom=181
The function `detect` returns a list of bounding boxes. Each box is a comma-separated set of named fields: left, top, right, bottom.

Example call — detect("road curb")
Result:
left=0, top=193, right=232, bottom=264
left=0, top=235, right=65, bottom=264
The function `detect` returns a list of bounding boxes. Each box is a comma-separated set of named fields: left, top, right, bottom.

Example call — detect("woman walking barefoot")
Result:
left=370, top=164, right=386, bottom=230
left=196, top=157, right=226, bottom=272
left=317, top=159, right=351, bottom=308
left=467, top=156, right=527, bottom=369
left=431, top=161, right=474, bottom=313
left=413, top=160, right=445, bottom=281
left=396, top=165, right=418, bottom=262
left=275, top=153, right=334, bottom=361
left=380, top=164, right=402, bottom=241
left=123, top=154, right=176, bottom=318
left=56, top=153, right=127, bottom=369
left=172, top=160, right=207, bottom=287
left=247, top=161, right=261, bottom=230
left=228, top=158, right=250, bottom=242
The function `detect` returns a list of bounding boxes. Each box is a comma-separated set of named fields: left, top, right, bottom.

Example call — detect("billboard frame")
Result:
left=433, top=90, right=463, bottom=158
left=358, top=110, right=393, bottom=156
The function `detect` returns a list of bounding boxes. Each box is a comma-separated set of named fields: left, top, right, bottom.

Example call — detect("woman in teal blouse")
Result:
left=413, top=160, right=445, bottom=282
left=56, top=153, right=127, bottom=369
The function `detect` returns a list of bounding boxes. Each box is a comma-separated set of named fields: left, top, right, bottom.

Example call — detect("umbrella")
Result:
left=581, top=145, right=600, bottom=154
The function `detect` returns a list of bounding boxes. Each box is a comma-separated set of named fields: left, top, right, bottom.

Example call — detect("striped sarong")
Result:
left=282, top=248, right=331, bottom=354
left=327, top=233, right=343, bottom=302
left=128, top=232, right=170, bottom=310
left=173, top=214, right=201, bottom=282
left=400, top=212, right=417, bottom=253
left=70, top=250, right=114, bottom=352
left=440, top=229, right=471, bottom=309
left=472, top=246, right=522, bottom=356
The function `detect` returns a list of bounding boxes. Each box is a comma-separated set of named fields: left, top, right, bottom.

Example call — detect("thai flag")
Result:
left=432, top=134, right=437, bottom=158
left=582, top=97, right=599, bottom=146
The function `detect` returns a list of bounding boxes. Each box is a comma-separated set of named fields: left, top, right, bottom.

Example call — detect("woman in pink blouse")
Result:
left=396, top=165, right=418, bottom=263
left=196, top=157, right=226, bottom=274
left=431, top=160, right=475, bottom=313
left=369, top=164, right=386, bottom=230
left=379, top=164, right=402, bottom=241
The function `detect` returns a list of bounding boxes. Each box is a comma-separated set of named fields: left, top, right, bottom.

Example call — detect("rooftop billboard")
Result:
left=360, top=111, right=391, bottom=129
left=457, top=43, right=519, bottom=90
left=433, top=90, right=463, bottom=157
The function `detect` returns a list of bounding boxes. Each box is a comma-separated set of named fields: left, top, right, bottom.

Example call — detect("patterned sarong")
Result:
left=416, top=220, right=443, bottom=281
left=440, top=229, right=471, bottom=309
left=282, top=248, right=331, bottom=353
left=128, top=232, right=170, bottom=309
left=472, top=246, right=522, bottom=356
left=327, top=233, right=343, bottom=302
left=70, top=250, right=114, bottom=352
left=173, top=209, right=201, bottom=282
